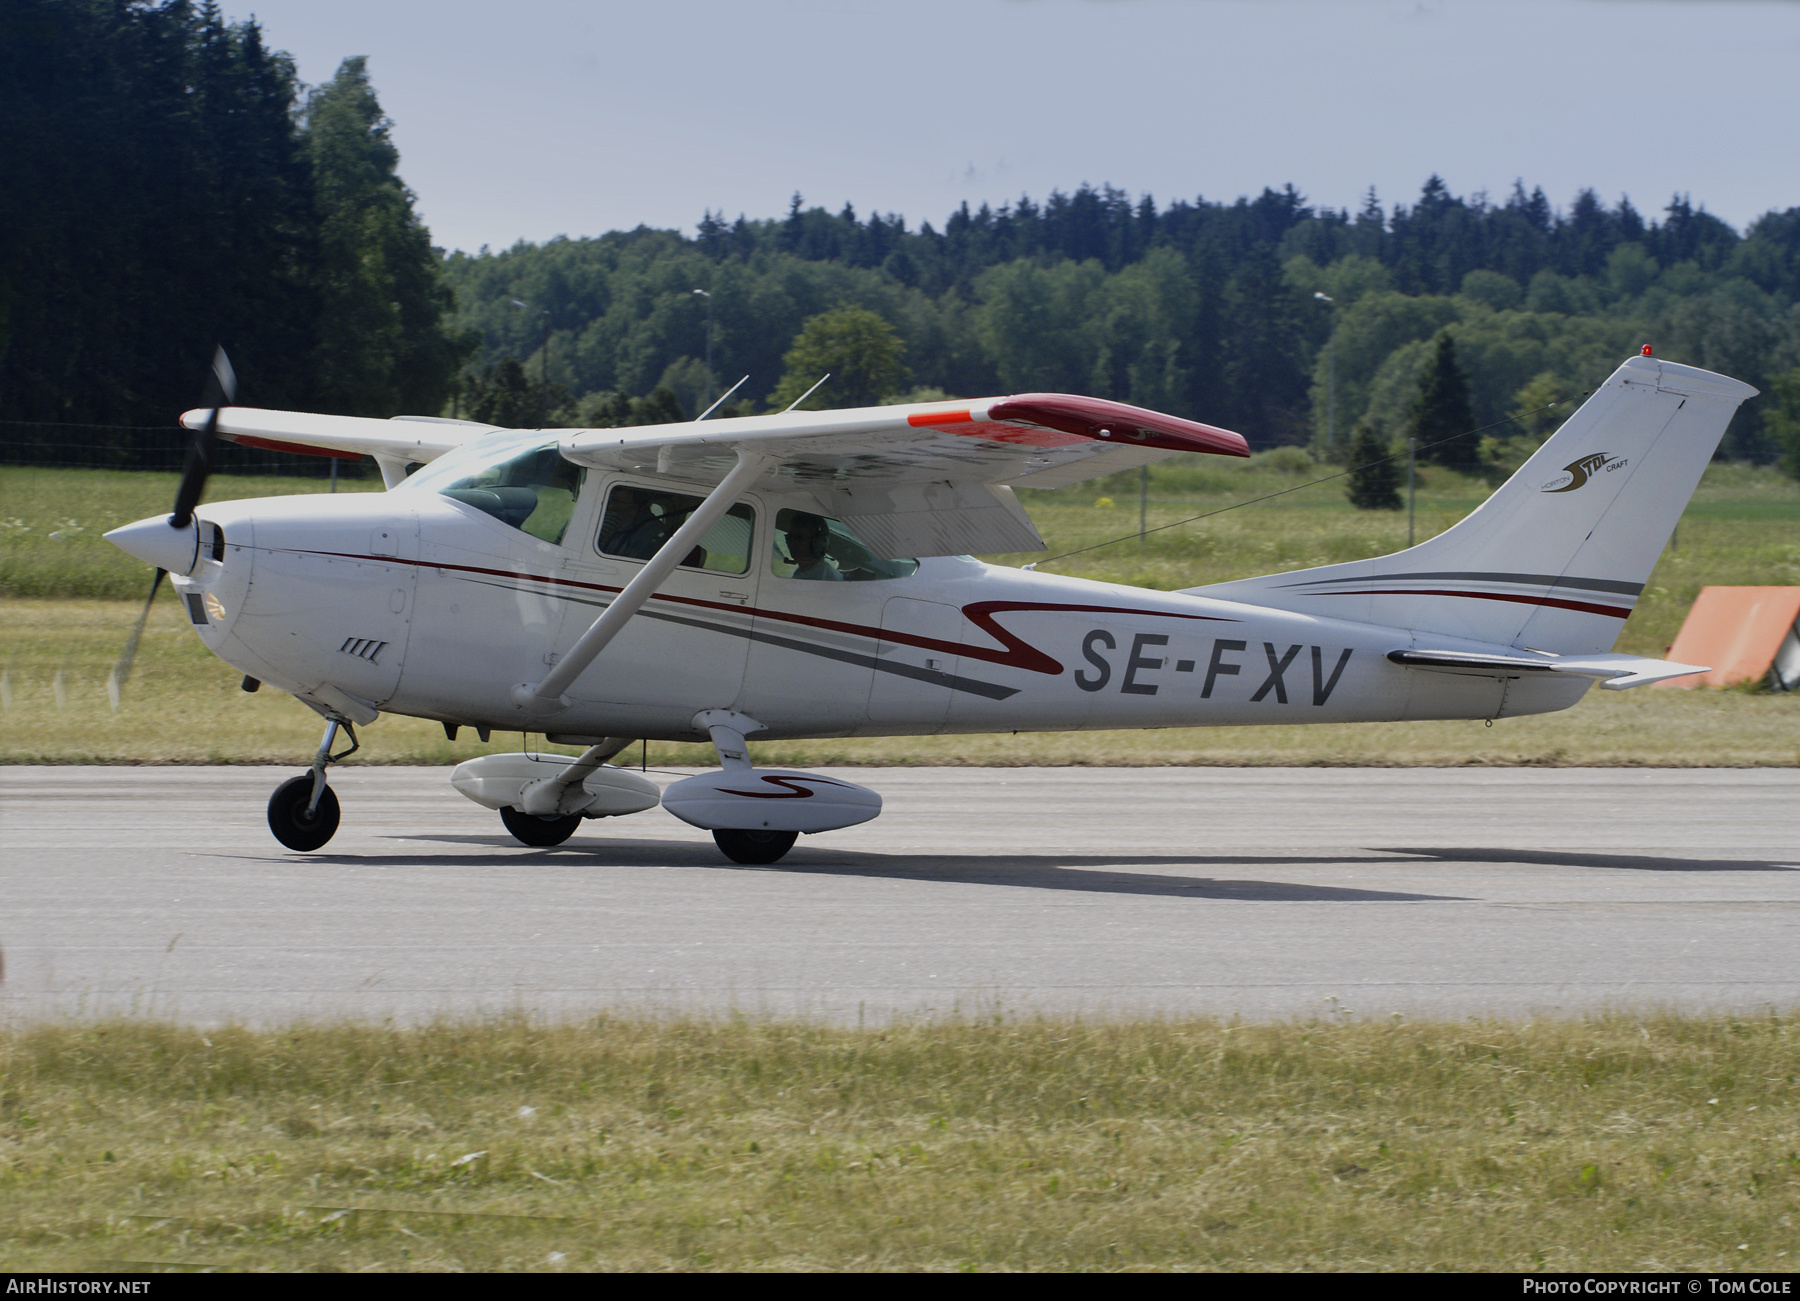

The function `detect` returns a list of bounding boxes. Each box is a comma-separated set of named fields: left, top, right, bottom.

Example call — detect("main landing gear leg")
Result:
left=697, top=710, right=798, bottom=866
left=501, top=737, right=634, bottom=848
left=267, top=719, right=358, bottom=852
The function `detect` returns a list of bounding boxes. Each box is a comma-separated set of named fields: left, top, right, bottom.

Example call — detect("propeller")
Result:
left=107, top=347, right=236, bottom=708
left=173, top=346, right=235, bottom=528
left=107, top=573, right=163, bottom=711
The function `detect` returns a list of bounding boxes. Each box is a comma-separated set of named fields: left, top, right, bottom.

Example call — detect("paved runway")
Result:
left=3, top=765, right=1797, bottom=1025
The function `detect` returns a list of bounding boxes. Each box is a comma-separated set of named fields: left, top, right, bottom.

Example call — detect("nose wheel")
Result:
left=267, top=719, right=357, bottom=851
left=268, top=775, right=341, bottom=851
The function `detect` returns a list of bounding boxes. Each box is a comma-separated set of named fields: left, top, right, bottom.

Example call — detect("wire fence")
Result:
left=0, top=422, right=371, bottom=480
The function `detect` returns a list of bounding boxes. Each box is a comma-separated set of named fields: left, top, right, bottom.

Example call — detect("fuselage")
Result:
left=162, top=463, right=1588, bottom=744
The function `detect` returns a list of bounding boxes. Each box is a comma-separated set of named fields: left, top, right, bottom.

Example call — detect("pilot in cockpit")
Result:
left=784, top=511, right=842, bottom=581
left=600, top=485, right=673, bottom=560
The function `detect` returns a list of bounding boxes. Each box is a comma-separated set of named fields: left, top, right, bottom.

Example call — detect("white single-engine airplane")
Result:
left=106, top=350, right=1753, bottom=862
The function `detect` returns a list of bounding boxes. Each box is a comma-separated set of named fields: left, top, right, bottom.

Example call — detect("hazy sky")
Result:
left=234, top=0, right=1800, bottom=253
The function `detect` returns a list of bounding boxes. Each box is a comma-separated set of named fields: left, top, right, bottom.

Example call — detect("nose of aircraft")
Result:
left=105, top=514, right=202, bottom=575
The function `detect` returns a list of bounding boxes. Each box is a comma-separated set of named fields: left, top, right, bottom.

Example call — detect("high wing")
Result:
left=179, top=408, right=503, bottom=487
left=558, top=393, right=1248, bottom=557
left=185, top=393, right=1249, bottom=557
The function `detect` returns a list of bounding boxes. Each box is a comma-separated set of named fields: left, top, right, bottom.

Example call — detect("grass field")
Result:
left=1, top=1014, right=1795, bottom=1272
left=2, top=459, right=1797, bottom=766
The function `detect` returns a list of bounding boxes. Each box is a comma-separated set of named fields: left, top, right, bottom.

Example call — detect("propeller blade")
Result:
left=200, top=344, right=237, bottom=410
left=108, top=567, right=167, bottom=710
left=171, top=346, right=236, bottom=528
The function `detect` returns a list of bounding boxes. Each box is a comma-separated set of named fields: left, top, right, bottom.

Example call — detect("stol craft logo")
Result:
left=1542, top=452, right=1628, bottom=493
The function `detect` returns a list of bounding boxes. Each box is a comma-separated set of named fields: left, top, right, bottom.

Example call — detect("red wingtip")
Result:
left=986, top=394, right=1250, bottom=458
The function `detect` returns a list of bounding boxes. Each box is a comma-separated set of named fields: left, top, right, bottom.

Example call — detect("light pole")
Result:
left=692, top=288, right=714, bottom=411
left=1407, top=436, right=1417, bottom=547
left=1139, top=465, right=1148, bottom=549
left=512, top=298, right=550, bottom=426
left=1314, top=291, right=1336, bottom=452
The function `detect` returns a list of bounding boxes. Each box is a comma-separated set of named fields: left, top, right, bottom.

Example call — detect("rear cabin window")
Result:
left=597, top=484, right=755, bottom=576
left=772, top=509, right=919, bottom=581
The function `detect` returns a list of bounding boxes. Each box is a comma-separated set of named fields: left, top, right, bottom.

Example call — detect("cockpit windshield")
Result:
left=400, top=433, right=586, bottom=545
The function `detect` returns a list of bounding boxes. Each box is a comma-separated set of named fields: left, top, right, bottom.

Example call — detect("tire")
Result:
left=500, top=805, right=582, bottom=847
left=267, top=774, right=340, bottom=852
left=713, top=828, right=798, bottom=865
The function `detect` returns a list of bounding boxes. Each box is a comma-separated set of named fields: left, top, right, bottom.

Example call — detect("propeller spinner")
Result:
left=104, top=347, right=236, bottom=705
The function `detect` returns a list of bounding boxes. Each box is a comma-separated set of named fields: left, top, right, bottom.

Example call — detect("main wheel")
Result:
left=500, top=806, right=582, bottom=847
left=268, top=774, right=340, bottom=852
left=713, top=828, right=798, bottom=865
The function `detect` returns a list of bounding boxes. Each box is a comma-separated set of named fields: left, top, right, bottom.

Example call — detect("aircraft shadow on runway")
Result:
left=1379, top=847, right=1800, bottom=873
left=266, top=837, right=1471, bottom=903
left=753, top=855, right=1467, bottom=902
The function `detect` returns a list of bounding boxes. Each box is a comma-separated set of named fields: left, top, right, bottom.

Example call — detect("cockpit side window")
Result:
left=408, top=436, right=585, bottom=545
left=772, top=509, right=919, bottom=581
left=598, top=484, right=755, bottom=576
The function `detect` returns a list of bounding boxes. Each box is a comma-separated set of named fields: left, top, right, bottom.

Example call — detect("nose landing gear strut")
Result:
left=267, top=719, right=359, bottom=851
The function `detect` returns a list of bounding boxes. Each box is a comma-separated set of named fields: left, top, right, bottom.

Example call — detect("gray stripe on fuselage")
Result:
left=507, top=580, right=1021, bottom=702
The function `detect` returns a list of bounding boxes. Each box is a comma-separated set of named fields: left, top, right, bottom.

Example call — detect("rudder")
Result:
left=1186, top=354, right=1757, bottom=654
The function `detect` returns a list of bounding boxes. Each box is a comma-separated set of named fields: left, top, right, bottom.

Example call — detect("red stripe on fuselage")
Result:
left=305, top=551, right=1234, bottom=676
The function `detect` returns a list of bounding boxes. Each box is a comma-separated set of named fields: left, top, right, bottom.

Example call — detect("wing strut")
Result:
left=511, top=449, right=769, bottom=713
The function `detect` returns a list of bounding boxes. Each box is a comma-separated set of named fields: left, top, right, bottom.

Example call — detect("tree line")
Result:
left=0, top=0, right=465, bottom=430
left=450, top=181, right=1800, bottom=470
left=6, top=1, right=1800, bottom=483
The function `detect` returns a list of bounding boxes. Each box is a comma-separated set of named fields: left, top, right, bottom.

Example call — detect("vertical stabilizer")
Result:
left=1186, top=355, right=1757, bottom=654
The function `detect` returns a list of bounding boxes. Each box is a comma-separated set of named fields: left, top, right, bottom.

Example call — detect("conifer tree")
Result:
left=570, top=387, right=686, bottom=427
left=465, top=359, right=535, bottom=427
left=1410, top=332, right=1480, bottom=470
left=464, top=357, right=575, bottom=427
left=574, top=391, right=637, bottom=428
left=1345, top=422, right=1403, bottom=510
left=306, top=57, right=466, bottom=416
left=632, top=387, right=686, bottom=426
left=0, top=0, right=319, bottom=424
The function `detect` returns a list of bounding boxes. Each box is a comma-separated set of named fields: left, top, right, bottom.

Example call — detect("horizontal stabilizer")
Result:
left=1388, top=648, right=1708, bottom=690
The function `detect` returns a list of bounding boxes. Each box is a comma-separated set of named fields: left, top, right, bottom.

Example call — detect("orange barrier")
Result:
left=1656, top=586, right=1800, bottom=689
